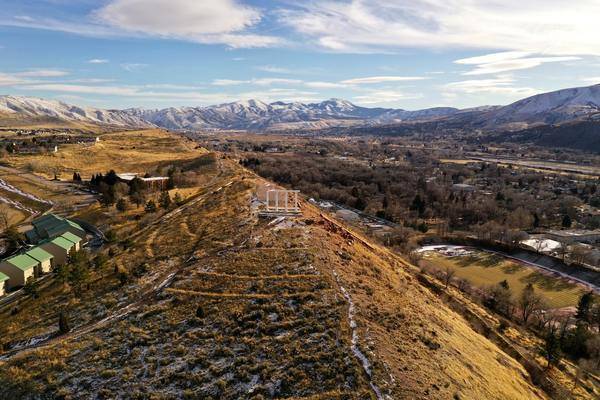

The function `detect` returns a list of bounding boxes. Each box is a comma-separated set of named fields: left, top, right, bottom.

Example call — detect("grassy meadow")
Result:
left=422, top=250, right=586, bottom=309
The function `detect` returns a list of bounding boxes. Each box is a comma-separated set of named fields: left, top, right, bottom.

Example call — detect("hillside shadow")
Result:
left=520, top=272, right=577, bottom=291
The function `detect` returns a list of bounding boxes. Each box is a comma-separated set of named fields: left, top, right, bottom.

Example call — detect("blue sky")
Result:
left=0, top=0, right=599, bottom=110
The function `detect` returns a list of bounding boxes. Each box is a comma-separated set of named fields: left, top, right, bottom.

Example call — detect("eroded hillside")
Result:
left=0, top=155, right=547, bottom=399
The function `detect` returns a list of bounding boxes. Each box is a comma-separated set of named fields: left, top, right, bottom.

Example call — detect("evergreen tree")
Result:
left=543, top=331, right=561, bottom=368
left=159, top=191, right=172, bottom=209
left=576, top=291, right=594, bottom=323
left=167, top=176, right=175, bottom=190
left=23, top=276, right=39, bottom=298
left=59, top=311, right=70, bottom=334
left=68, top=250, right=90, bottom=296
left=533, top=212, right=540, bottom=228
left=410, top=194, right=426, bottom=217
left=105, top=169, right=118, bottom=186
left=562, top=214, right=572, bottom=228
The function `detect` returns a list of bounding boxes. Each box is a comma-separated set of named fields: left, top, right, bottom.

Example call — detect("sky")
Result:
left=0, top=0, right=599, bottom=110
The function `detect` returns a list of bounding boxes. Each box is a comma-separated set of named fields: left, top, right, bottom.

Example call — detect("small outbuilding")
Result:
left=0, top=254, right=37, bottom=288
left=25, top=247, right=54, bottom=275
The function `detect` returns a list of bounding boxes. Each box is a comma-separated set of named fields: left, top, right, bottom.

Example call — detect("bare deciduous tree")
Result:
left=519, top=283, right=545, bottom=325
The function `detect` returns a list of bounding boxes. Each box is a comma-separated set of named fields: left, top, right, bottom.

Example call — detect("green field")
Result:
left=422, top=250, right=586, bottom=309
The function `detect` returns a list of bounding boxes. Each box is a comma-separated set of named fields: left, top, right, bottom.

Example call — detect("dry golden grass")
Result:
left=0, top=156, right=588, bottom=399
left=422, top=252, right=585, bottom=309
left=5, top=129, right=206, bottom=179
left=300, top=204, right=547, bottom=399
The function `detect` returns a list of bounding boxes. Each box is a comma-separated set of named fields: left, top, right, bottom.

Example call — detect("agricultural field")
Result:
left=421, top=247, right=586, bottom=309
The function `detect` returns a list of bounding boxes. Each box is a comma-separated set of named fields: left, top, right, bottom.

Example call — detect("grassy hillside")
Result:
left=3, top=129, right=206, bottom=179
left=0, top=158, right=557, bottom=399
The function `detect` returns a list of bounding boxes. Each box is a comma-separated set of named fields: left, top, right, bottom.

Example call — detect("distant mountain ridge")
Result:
left=122, top=98, right=459, bottom=130
left=0, top=95, right=152, bottom=127
left=1, top=83, right=600, bottom=131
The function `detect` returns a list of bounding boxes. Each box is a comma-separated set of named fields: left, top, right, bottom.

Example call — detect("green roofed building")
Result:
left=61, top=232, right=83, bottom=251
left=0, top=272, right=9, bottom=296
left=39, top=236, right=76, bottom=267
left=0, top=254, right=38, bottom=288
left=25, top=213, right=86, bottom=244
left=25, top=246, right=54, bottom=275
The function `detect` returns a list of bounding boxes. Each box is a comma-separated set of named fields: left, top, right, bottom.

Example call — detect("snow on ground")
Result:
left=0, top=178, right=52, bottom=205
left=0, top=195, right=37, bottom=214
left=333, top=270, right=386, bottom=400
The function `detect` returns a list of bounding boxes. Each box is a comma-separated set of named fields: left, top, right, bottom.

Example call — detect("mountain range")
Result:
left=1, top=83, right=599, bottom=132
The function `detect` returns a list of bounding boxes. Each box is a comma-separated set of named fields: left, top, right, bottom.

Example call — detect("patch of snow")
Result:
left=333, top=271, right=386, bottom=400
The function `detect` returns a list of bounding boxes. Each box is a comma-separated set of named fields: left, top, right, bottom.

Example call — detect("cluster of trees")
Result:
left=243, top=152, right=583, bottom=237
left=88, top=170, right=158, bottom=209
left=431, top=265, right=600, bottom=374
left=55, top=249, right=92, bottom=296
left=479, top=278, right=600, bottom=371
left=541, top=292, right=600, bottom=372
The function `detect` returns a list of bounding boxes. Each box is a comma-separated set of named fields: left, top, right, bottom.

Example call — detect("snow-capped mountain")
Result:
left=0, top=95, right=152, bottom=127
left=478, top=84, right=600, bottom=129
left=3, top=83, right=600, bottom=131
left=123, top=98, right=454, bottom=130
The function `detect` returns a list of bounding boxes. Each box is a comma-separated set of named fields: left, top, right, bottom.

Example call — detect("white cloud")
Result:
left=353, top=90, right=423, bottom=105
left=278, top=1, right=600, bottom=55
left=1, top=1, right=281, bottom=49
left=455, top=52, right=580, bottom=75
left=120, top=63, right=147, bottom=72
left=88, top=58, right=109, bottom=64
left=14, top=15, right=34, bottom=22
left=252, top=78, right=301, bottom=86
left=340, top=76, right=426, bottom=85
left=0, top=68, right=70, bottom=86
left=256, top=65, right=290, bottom=74
left=304, top=81, right=349, bottom=89
left=443, top=76, right=539, bottom=97
left=582, top=77, right=600, bottom=84
left=143, top=83, right=204, bottom=90
left=22, top=83, right=141, bottom=96
left=94, top=0, right=280, bottom=48
left=212, top=79, right=248, bottom=86
left=212, top=78, right=301, bottom=86
left=0, top=73, right=29, bottom=86
left=17, top=82, right=322, bottom=105
left=16, top=69, right=69, bottom=77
